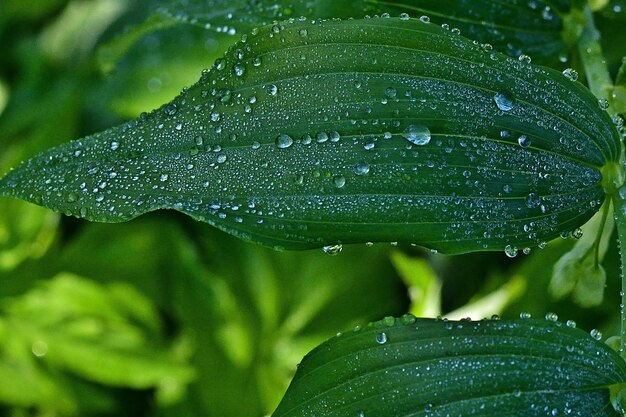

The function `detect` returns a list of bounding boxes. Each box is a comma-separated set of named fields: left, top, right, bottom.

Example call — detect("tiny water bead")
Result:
left=517, top=135, right=531, bottom=148
left=504, top=245, right=518, bottom=258
left=354, top=162, right=370, bottom=175
left=403, top=124, right=431, bottom=146
left=545, top=312, right=558, bottom=322
left=562, top=68, right=579, bottom=81
left=590, top=329, right=602, bottom=340
left=333, top=176, right=346, bottom=188
left=494, top=92, right=514, bottom=111
left=375, top=332, right=388, bottom=344
left=275, top=134, right=293, bottom=149
left=233, top=63, right=246, bottom=77
left=323, top=244, right=343, bottom=255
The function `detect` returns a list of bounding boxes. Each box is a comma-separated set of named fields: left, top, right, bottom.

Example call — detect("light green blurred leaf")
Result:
left=273, top=316, right=626, bottom=417
left=1, top=17, right=620, bottom=254
left=550, top=202, right=613, bottom=306
left=0, top=273, right=195, bottom=411
left=391, top=251, right=440, bottom=317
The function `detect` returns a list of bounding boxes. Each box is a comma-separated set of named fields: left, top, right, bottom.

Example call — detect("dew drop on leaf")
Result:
left=504, top=245, right=518, bottom=258
left=403, top=124, right=431, bottom=146
left=323, top=244, right=343, bottom=255
left=545, top=312, right=558, bottom=322
left=275, top=134, right=294, bottom=149
left=562, top=68, right=579, bottom=81
left=375, top=332, right=388, bottom=344
left=334, top=176, right=346, bottom=188
left=518, top=135, right=531, bottom=148
left=354, top=162, right=370, bottom=175
left=494, top=92, right=514, bottom=111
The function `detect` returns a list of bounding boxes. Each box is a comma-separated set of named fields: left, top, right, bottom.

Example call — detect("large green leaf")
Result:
left=100, top=0, right=578, bottom=71
left=361, top=0, right=579, bottom=66
left=272, top=316, right=626, bottom=417
left=0, top=17, right=620, bottom=253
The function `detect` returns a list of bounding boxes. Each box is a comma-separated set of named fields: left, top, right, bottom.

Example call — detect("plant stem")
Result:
left=612, top=193, right=626, bottom=358
left=577, top=5, right=626, bottom=357
left=577, top=5, right=612, bottom=103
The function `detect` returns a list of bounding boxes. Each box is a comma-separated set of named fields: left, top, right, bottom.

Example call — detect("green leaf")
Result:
left=391, top=251, right=441, bottom=317
left=102, top=0, right=578, bottom=71
left=362, top=0, right=579, bottom=66
left=0, top=17, right=621, bottom=253
left=550, top=203, right=614, bottom=307
left=272, top=316, right=626, bottom=417
left=0, top=273, right=195, bottom=406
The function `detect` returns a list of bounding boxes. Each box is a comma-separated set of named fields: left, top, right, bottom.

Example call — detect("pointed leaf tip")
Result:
left=0, top=17, right=621, bottom=252
left=273, top=316, right=626, bottom=417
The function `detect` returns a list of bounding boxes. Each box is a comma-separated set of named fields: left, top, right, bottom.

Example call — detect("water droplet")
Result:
left=504, top=245, right=518, bottom=258
left=518, top=135, right=531, bottom=148
left=399, top=12, right=410, bottom=20
left=164, top=103, right=177, bottom=115
left=375, top=332, right=388, bottom=344
left=598, top=99, right=609, bottom=110
left=545, top=312, right=558, bottom=322
left=403, top=124, right=431, bottom=146
left=268, top=84, right=278, bottom=95
left=400, top=314, right=416, bottom=325
left=316, top=132, right=329, bottom=143
left=354, top=162, right=370, bottom=175
left=329, top=131, right=340, bottom=142
left=323, top=244, right=343, bottom=255
left=525, top=193, right=541, bottom=208
left=334, top=176, right=346, bottom=188
left=519, top=312, right=532, bottom=319
left=419, top=15, right=430, bottom=23
left=298, top=28, right=308, bottom=37
left=494, top=92, right=514, bottom=111
left=215, top=58, right=225, bottom=70
left=159, top=174, right=169, bottom=182
left=518, top=54, right=532, bottom=64
left=32, top=341, right=48, bottom=357
left=562, top=68, right=578, bottom=81
left=110, top=141, right=120, bottom=151
left=571, top=228, right=583, bottom=239
left=275, top=134, right=294, bottom=149
left=66, top=192, right=79, bottom=203
left=590, top=329, right=602, bottom=340
left=233, top=63, right=245, bottom=77
left=217, top=154, right=227, bottom=163
left=566, top=320, right=576, bottom=328
left=251, top=141, right=261, bottom=150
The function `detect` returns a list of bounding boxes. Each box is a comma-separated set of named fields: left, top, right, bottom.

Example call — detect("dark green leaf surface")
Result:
left=105, top=0, right=576, bottom=70
left=272, top=316, right=626, bottom=417
left=361, top=0, right=577, bottom=66
left=0, top=17, right=620, bottom=253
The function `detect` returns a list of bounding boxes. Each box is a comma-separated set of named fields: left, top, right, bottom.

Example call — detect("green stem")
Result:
left=612, top=193, right=626, bottom=358
left=577, top=5, right=612, bottom=103
left=578, top=5, right=626, bottom=357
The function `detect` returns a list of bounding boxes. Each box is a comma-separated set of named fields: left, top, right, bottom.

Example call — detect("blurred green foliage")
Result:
left=0, top=1, right=624, bottom=416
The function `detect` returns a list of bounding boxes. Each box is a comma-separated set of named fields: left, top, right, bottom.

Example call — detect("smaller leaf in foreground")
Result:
left=273, top=316, right=626, bottom=417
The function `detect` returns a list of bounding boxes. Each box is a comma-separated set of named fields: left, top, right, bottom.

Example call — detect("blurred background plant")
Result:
left=0, top=0, right=625, bottom=416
